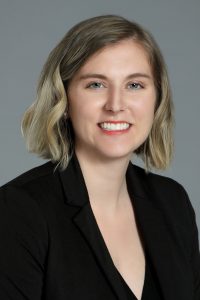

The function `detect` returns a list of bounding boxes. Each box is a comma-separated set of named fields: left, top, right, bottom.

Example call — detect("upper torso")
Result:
left=0, top=156, right=199, bottom=299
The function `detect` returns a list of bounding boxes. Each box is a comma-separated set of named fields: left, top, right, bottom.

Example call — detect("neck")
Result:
left=75, top=149, right=133, bottom=214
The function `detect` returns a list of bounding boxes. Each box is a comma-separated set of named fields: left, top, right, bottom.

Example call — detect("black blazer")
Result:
left=0, top=155, right=200, bottom=300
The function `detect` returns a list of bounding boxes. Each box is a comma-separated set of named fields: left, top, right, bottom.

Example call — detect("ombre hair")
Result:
left=22, top=15, right=174, bottom=170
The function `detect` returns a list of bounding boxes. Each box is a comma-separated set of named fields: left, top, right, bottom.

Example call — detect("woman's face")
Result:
left=67, top=39, right=156, bottom=162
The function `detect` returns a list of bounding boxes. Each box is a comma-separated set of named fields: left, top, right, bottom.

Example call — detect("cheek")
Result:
left=68, top=100, right=96, bottom=137
left=133, top=100, right=155, bottom=123
left=68, top=92, right=86, bottom=123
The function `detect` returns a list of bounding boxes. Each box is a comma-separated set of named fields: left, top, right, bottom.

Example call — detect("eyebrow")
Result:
left=77, top=73, right=152, bottom=80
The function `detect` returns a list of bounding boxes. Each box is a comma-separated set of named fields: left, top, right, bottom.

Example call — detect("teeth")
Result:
left=99, top=122, right=130, bottom=131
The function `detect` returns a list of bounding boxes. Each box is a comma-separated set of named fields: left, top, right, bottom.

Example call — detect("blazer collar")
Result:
left=59, top=153, right=89, bottom=207
left=59, top=153, right=147, bottom=206
left=59, top=155, right=193, bottom=300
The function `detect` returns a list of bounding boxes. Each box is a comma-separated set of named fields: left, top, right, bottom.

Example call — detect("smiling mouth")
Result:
left=98, top=122, right=131, bottom=131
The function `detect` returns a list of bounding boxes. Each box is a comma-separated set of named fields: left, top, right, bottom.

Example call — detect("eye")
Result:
left=86, top=82, right=104, bottom=89
left=127, top=82, right=143, bottom=90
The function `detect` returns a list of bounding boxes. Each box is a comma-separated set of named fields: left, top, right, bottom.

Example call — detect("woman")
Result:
left=0, top=15, right=199, bottom=300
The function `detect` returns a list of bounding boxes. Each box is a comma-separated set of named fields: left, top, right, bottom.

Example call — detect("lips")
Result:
left=98, top=121, right=132, bottom=132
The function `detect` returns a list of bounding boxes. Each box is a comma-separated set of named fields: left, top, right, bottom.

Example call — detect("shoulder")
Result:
left=130, top=163, right=195, bottom=224
left=0, top=160, right=56, bottom=204
left=0, top=161, right=61, bottom=202
left=130, top=164, right=198, bottom=253
left=0, top=162, right=62, bottom=254
left=131, top=163, right=189, bottom=199
left=0, top=161, right=62, bottom=230
left=1, top=161, right=55, bottom=189
left=0, top=165, right=50, bottom=283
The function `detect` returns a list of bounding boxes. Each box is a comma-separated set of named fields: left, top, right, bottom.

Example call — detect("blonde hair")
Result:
left=22, top=15, right=174, bottom=170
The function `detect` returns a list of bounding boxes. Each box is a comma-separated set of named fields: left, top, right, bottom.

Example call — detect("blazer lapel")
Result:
left=73, top=203, right=128, bottom=300
left=59, top=155, right=127, bottom=300
left=126, top=163, right=193, bottom=300
left=59, top=155, right=193, bottom=300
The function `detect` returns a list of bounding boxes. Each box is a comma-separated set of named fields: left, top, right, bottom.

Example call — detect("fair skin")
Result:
left=68, top=39, right=156, bottom=300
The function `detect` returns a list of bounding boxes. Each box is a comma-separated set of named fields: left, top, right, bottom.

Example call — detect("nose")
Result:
left=104, top=87, right=126, bottom=113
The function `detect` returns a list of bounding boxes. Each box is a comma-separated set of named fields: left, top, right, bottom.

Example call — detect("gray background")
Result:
left=0, top=0, right=199, bottom=235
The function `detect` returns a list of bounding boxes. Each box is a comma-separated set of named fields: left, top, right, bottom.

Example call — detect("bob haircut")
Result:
left=22, top=15, right=174, bottom=171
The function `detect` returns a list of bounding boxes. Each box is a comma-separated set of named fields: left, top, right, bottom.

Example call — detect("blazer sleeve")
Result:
left=182, top=187, right=200, bottom=300
left=191, top=218, right=200, bottom=300
left=0, top=185, right=48, bottom=300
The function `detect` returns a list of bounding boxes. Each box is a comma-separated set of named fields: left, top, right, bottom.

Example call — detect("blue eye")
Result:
left=128, top=83, right=143, bottom=90
left=87, top=82, right=104, bottom=89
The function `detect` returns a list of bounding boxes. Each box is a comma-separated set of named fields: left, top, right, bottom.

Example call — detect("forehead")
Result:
left=75, top=39, right=152, bottom=77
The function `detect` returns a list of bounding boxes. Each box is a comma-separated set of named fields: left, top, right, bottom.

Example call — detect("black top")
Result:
left=116, top=254, right=163, bottom=300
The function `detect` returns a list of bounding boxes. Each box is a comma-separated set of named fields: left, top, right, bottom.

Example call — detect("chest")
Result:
left=92, top=204, right=146, bottom=300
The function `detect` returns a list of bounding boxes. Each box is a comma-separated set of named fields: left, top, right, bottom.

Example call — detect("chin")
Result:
left=95, top=147, right=135, bottom=161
